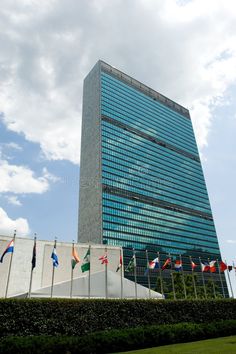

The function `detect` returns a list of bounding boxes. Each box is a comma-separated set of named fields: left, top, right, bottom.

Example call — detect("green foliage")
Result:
left=0, top=320, right=236, bottom=354
left=0, top=298, right=236, bottom=338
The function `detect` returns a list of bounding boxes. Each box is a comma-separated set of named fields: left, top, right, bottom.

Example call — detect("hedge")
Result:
left=0, top=320, right=236, bottom=354
left=0, top=298, right=236, bottom=337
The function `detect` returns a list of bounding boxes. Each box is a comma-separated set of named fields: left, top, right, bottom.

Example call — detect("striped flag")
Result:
left=71, top=244, right=80, bottom=269
left=0, top=239, right=14, bottom=263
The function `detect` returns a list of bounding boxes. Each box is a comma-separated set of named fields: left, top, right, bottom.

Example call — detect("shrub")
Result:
left=0, top=320, right=236, bottom=354
left=0, top=298, right=235, bottom=337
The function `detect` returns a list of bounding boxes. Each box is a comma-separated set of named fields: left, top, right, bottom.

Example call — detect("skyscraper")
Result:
left=78, top=60, right=226, bottom=294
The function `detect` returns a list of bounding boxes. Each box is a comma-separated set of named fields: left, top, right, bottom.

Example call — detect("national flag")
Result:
left=99, top=253, right=108, bottom=265
left=51, top=247, right=59, bottom=267
left=81, top=248, right=90, bottom=272
left=201, top=262, right=210, bottom=272
left=161, top=258, right=171, bottom=270
left=125, top=256, right=136, bottom=273
left=209, top=260, right=216, bottom=273
left=191, top=260, right=197, bottom=270
left=220, top=261, right=227, bottom=272
left=174, top=260, right=182, bottom=271
left=148, top=257, right=160, bottom=269
left=228, top=265, right=233, bottom=272
left=71, top=245, right=80, bottom=269
left=31, top=241, right=36, bottom=270
left=0, top=239, right=14, bottom=263
left=116, top=255, right=122, bottom=272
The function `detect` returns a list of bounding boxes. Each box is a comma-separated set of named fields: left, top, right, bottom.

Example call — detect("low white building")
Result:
left=0, top=235, right=163, bottom=299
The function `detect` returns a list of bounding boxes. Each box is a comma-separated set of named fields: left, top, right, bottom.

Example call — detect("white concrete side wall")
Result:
left=0, top=235, right=122, bottom=297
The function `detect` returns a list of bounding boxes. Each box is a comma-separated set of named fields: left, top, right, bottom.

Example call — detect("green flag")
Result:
left=81, top=248, right=90, bottom=273
left=125, top=256, right=135, bottom=273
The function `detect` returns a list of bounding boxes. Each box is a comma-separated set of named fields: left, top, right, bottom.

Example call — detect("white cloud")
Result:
left=0, top=158, right=58, bottom=194
left=6, top=195, right=22, bottom=206
left=226, top=240, right=236, bottom=244
left=0, top=0, right=236, bottom=162
left=0, top=207, right=29, bottom=236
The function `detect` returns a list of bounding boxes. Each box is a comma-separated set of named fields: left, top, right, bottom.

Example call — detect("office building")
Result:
left=78, top=61, right=227, bottom=294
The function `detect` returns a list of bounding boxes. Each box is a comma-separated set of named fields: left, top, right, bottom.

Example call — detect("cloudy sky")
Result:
left=0, top=0, right=235, bottom=273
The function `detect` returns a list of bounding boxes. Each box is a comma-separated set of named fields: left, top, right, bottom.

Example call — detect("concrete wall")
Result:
left=0, top=235, right=121, bottom=298
left=78, top=61, right=102, bottom=244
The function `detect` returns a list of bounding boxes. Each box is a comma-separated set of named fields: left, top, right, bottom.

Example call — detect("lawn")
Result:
left=116, top=336, right=236, bottom=353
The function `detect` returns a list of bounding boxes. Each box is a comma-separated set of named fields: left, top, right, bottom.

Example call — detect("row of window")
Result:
left=102, top=219, right=218, bottom=249
left=102, top=120, right=204, bottom=183
left=102, top=140, right=207, bottom=199
left=101, top=104, right=197, bottom=156
left=102, top=230, right=220, bottom=255
left=101, top=83, right=194, bottom=144
left=102, top=167, right=211, bottom=214
left=102, top=164, right=210, bottom=213
left=101, top=73, right=193, bottom=134
left=102, top=141, right=207, bottom=199
left=102, top=206, right=216, bottom=238
left=102, top=193, right=215, bottom=228
left=101, top=93, right=196, bottom=154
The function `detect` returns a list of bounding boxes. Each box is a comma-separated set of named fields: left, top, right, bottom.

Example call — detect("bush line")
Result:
left=0, top=298, right=236, bottom=337
left=0, top=320, right=236, bottom=354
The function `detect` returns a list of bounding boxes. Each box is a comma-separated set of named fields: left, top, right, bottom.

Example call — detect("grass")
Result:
left=116, top=335, right=236, bottom=353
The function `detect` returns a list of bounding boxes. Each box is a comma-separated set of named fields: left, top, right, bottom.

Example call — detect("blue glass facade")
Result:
left=79, top=61, right=226, bottom=295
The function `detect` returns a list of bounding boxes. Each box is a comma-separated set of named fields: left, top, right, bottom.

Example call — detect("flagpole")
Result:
left=105, top=247, right=108, bottom=299
left=50, top=238, right=57, bottom=298
left=189, top=256, right=197, bottom=299
left=225, top=259, right=234, bottom=298
left=5, top=230, right=16, bottom=298
left=88, top=244, right=91, bottom=299
left=169, top=253, right=176, bottom=300
left=216, top=259, right=225, bottom=298
left=28, top=234, right=36, bottom=299
left=158, top=251, right=164, bottom=297
left=199, top=257, right=207, bottom=299
left=179, top=254, right=187, bottom=299
left=70, top=241, right=74, bottom=299
left=208, top=258, right=216, bottom=299
left=120, top=248, right=123, bottom=299
left=133, top=248, right=137, bottom=299
left=145, top=250, right=151, bottom=299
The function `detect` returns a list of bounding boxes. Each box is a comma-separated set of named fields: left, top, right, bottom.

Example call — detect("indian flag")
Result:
left=81, top=248, right=90, bottom=273
left=71, top=244, right=80, bottom=269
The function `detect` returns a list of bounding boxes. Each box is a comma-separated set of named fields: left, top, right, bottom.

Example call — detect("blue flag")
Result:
left=51, top=247, right=59, bottom=267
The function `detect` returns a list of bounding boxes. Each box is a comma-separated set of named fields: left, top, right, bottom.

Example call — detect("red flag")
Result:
left=99, top=254, right=108, bottom=265
left=161, top=258, right=171, bottom=270
left=201, top=262, right=210, bottom=272
left=220, top=261, right=227, bottom=272
left=209, top=260, right=216, bottom=273
left=116, top=255, right=122, bottom=272
left=191, top=260, right=197, bottom=270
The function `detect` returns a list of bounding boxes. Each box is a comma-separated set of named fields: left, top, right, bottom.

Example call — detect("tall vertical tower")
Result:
left=78, top=60, right=226, bottom=293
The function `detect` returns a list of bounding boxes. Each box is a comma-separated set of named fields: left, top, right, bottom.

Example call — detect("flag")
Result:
left=209, top=260, right=216, bottom=273
left=148, top=257, right=160, bottom=269
left=71, top=245, right=80, bottom=270
left=81, top=248, right=90, bottom=272
left=228, top=265, right=233, bottom=272
left=161, top=258, right=171, bottom=270
left=0, top=239, right=14, bottom=263
left=220, top=261, right=227, bottom=272
left=174, top=260, right=182, bottom=271
left=191, top=260, right=197, bottom=270
left=201, top=262, right=210, bottom=272
left=31, top=241, right=36, bottom=270
left=116, top=255, right=122, bottom=272
left=125, top=256, right=136, bottom=272
left=99, top=253, right=108, bottom=265
left=51, top=247, right=59, bottom=267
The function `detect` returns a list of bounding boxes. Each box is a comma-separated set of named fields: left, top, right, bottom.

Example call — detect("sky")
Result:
left=0, top=0, right=236, bottom=288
